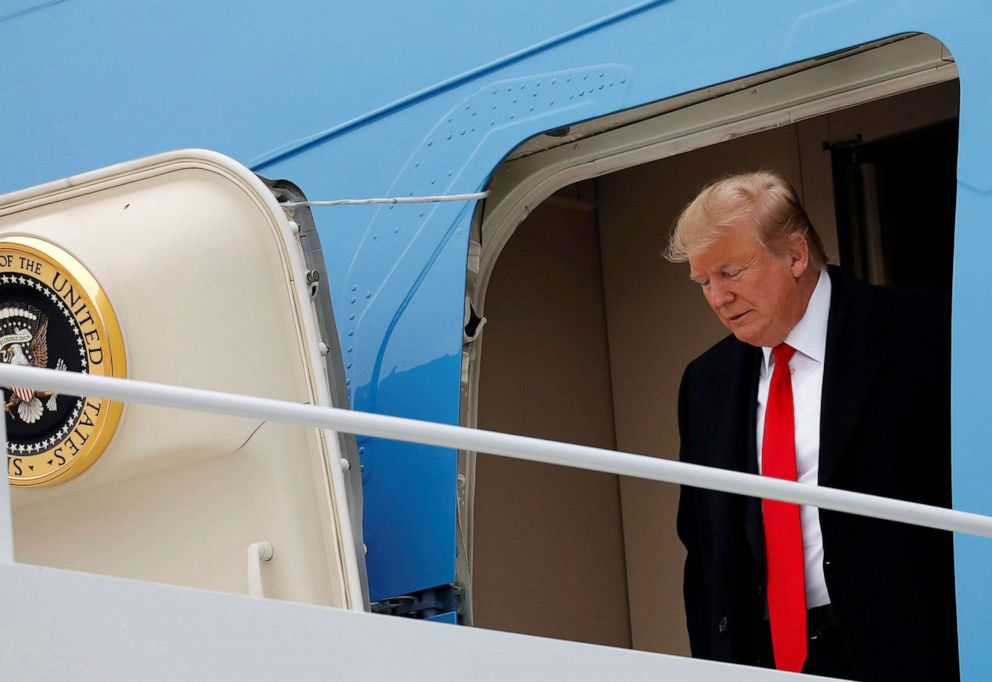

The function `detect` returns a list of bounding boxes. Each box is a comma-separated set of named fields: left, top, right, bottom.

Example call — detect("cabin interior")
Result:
left=469, top=52, right=958, bottom=654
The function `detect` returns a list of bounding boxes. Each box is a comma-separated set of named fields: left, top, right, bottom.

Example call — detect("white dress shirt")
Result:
left=756, top=269, right=831, bottom=609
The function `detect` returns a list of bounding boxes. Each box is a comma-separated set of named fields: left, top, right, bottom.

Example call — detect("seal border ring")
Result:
left=2, top=236, right=126, bottom=486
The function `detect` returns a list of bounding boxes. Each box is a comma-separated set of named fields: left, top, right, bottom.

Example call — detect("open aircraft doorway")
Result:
left=460, top=33, right=958, bottom=655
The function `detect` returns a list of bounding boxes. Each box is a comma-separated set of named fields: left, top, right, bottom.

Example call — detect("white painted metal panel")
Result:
left=0, top=561, right=833, bottom=682
left=0, top=150, right=362, bottom=609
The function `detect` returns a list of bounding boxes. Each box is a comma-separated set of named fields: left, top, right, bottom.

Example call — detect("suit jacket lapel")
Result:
left=705, top=340, right=765, bottom=566
left=819, top=267, right=882, bottom=487
left=743, top=351, right=765, bottom=568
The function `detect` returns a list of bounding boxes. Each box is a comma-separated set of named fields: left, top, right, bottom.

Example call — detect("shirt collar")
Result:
left=761, top=268, right=831, bottom=371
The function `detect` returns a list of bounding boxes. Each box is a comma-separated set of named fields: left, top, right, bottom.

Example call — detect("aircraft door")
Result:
left=0, top=149, right=366, bottom=610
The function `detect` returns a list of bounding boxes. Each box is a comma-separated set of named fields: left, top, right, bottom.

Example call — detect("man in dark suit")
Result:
left=666, top=171, right=957, bottom=680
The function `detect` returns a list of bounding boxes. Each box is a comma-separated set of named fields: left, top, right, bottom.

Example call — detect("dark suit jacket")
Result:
left=676, top=266, right=958, bottom=681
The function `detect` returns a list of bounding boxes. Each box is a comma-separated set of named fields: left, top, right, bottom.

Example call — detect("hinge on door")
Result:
left=370, top=583, right=462, bottom=621
left=463, top=299, right=486, bottom=343
left=305, top=269, right=320, bottom=297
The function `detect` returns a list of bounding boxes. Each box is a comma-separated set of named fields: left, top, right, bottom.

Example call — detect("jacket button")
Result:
left=718, top=616, right=728, bottom=633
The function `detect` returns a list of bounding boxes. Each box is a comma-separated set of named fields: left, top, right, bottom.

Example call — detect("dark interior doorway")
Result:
left=831, top=120, right=958, bottom=291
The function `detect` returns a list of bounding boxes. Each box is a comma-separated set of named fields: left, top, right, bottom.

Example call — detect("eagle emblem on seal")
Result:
left=0, top=306, right=66, bottom=424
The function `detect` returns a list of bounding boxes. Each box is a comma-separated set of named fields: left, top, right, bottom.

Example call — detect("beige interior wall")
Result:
left=596, top=125, right=807, bottom=654
left=594, top=81, right=958, bottom=654
left=473, top=201, right=632, bottom=647
left=826, top=80, right=959, bottom=144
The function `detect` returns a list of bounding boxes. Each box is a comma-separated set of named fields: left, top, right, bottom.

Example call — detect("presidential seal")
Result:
left=1, top=237, right=125, bottom=486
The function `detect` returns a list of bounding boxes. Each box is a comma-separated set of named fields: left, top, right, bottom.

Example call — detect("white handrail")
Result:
left=246, top=541, right=274, bottom=598
left=0, top=364, right=987, bottom=539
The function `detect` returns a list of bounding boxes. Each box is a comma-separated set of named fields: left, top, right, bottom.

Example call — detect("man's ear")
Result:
left=787, top=232, right=810, bottom=277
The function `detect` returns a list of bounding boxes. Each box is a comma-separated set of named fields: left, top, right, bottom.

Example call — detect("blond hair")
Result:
left=664, top=171, right=827, bottom=267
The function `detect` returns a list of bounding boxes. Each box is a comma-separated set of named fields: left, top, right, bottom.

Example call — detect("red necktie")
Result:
left=762, top=343, right=807, bottom=672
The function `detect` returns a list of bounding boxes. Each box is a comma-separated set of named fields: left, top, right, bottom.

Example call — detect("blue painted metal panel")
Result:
left=266, top=65, right=633, bottom=599
left=0, top=0, right=647, bottom=193
left=425, top=611, right=458, bottom=624
left=949, top=182, right=992, bottom=682
left=2, top=2, right=992, bottom=675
